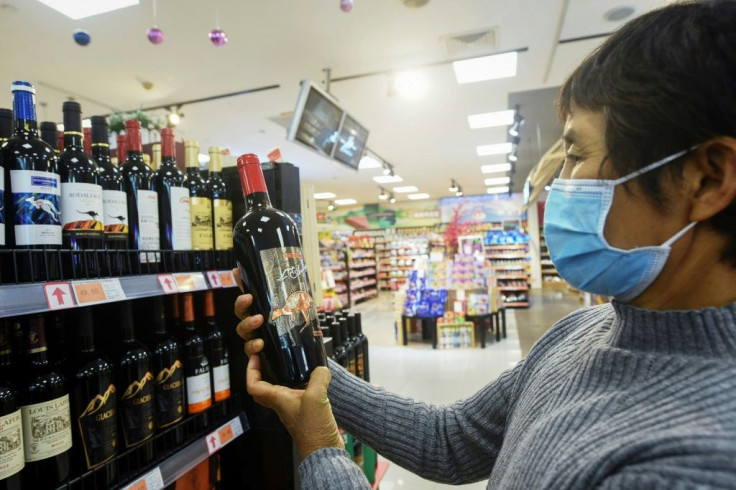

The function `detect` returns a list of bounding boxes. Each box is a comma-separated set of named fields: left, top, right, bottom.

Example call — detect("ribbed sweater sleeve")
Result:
left=298, top=448, right=371, bottom=489
left=326, top=357, right=525, bottom=484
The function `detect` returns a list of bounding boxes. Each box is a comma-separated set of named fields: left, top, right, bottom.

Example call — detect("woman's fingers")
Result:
left=233, top=268, right=244, bottom=293
left=234, top=294, right=253, bottom=320
left=244, top=338, right=264, bottom=356
left=235, top=313, right=264, bottom=342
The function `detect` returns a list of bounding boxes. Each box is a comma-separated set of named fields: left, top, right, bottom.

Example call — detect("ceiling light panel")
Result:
left=38, top=0, right=139, bottom=19
left=358, top=156, right=382, bottom=169
left=393, top=186, right=418, bottom=193
left=453, top=51, right=517, bottom=84
left=487, top=186, right=510, bottom=194
left=314, top=192, right=337, bottom=200
left=373, top=175, right=403, bottom=184
left=481, top=163, right=513, bottom=174
left=484, top=176, right=511, bottom=186
left=335, top=198, right=357, bottom=205
left=477, top=142, right=512, bottom=156
left=467, top=110, right=515, bottom=129
left=407, top=193, right=430, bottom=200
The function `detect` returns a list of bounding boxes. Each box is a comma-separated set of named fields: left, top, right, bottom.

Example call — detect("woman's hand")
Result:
left=233, top=270, right=344, bottom=460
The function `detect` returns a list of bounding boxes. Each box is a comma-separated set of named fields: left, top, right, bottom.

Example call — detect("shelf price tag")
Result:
left=157, top=274, right=178, bottom=294
left=219, top=270, right=237, bottom=288
left=206, top=270, right=222, bottom=288
left=72, top=278, right=125, bottom=306
left=122, top=467, right=164, bottom=490
left=173, top=273, right=208, bottom=292
left=43, top=282, right=76, bottom=310
left=206, top=417, right=244, bottom=455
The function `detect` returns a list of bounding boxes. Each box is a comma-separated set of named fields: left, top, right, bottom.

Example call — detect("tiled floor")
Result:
left=352, top=288, right=579, bottom=490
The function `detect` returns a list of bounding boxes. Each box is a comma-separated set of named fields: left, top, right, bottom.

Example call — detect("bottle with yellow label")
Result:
left=206, top=146, right=233, bottom=251
left=183, top=141, right=213, bottom=252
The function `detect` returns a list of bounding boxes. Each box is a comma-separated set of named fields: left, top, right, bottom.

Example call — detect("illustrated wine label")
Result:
left=154, top=360, right=184, bottom=428
left=102, top=189, right=129, bottom=236
left=190, top=196, right=213, bottom=250
left=0, top=409, right=24, bottom=479
left=213, top=198, right=232, bottom=251
left=0, top=169, right=5, bottom=246
left=10, top=169, right=62, bottom=246
left=169, top=186, right=192, bottom=250
left=186, top=355, right=212, bottom=414
left=212, top=363, right=231, bottom=402
left=119, top=371, right=155, bottom=447
left=136, top=190, right=160, bottom=251
left=21, top=394, right=73, bottom=462
left=60, top=182, right=104, bottom=238
left=77, top=384, right=117, bottom=469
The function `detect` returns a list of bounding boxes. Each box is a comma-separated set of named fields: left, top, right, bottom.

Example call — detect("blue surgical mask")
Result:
left=544, top=147, right=698, bottom=302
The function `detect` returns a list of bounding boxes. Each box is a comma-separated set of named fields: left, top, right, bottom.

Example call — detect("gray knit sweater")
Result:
left=298, top=301, right=736, bottom=489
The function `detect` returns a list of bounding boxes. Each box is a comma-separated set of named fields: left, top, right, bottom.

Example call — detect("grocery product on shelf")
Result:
left=485, top=230, right=531, bottom=308
left=156, top=128, right=191, bottom=251
left=202, top=291, right=231, bottom=403
left=207, top=146, right=233, bottom=252
left=184, top=141, right=213, bottom=253
left=347, top=235, right=378, bottom=304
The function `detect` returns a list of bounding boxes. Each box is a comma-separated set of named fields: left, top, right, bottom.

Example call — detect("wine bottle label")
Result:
left=77, top=384, right=117, bottom=469
left=348, top=356, right=356, bottom=375
left=0, top=170, right=5, bottom=246
left=213, top=199, right=232, bottom=251
left=212, top=364, right=231, bottom=402
left=102, top=189, right=129, bottom=236
left=261, top=247, right=320, bottom=338
left=60, top=182, right=104, bottom=238
left=357, top=350, right=364, bottom=377
left=186, top=358, right=212, bottom=414
left=154, top=360, right=185, bottom=428
left=10, top=169, right=62, bottom=246
left=170, top=186, right=192, bottom=250
left=0, top=409, right=24, bottom=479
left=120, top=371, right=155, bottom=447
left=136, top=190, right=160, bottom=251
left=21, top=394, right=73, bottom=462
left=190, top=196, right=213, bottom=250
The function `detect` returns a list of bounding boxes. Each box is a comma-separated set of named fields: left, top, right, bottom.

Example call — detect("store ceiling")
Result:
left=0, top=0, right=669, bottom=207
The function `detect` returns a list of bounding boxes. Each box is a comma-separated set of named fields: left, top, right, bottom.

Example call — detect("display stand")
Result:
left=400, top=315, right=439, bottom=349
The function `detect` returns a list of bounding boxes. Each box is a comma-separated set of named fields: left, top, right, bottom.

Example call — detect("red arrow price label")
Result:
left=206, top=270, right=222, bottom=288
left=43, top=282, right=76, bottom=310
left=206, top=417, right=244, bottom=455
left=157, top=274, right=179, bottom=294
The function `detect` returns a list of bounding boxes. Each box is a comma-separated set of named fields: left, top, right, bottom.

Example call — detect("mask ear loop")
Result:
left=662, top=221, right=698, bottom=247
left=612, top=144, right=700, bottom=186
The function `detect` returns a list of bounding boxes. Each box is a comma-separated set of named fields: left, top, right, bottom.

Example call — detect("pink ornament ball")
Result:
left=340, top=0, right=353, bottom=12
left=147, top=27, right=164, bottom=45
left=209, top=29, right=228, bottom=47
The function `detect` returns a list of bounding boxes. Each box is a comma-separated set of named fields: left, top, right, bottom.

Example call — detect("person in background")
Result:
left=235, top=1, right=736, bottom=488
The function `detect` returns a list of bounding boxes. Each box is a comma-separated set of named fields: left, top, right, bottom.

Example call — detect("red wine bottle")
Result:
left=355, top=312, right=369, bottom=382
left=83, top=127, right=92, bottom=157
left=156, top=128, right=191, bottom=250
left=39, top=121, right=58, bottom=155
left=19, top=315, right=72, bottom=489
left=202, top=291, right=230, bottom=403
left=184, top=141, right=213, bottom=255
left=233, top=153, right=327, bottom=388
left=115, top=134, right=126, bottom=167
left=58, top=101, right=104, bottom=275
left=0, top=321, right=24, bottom=490
left=180, top=294, right=212, bottom=418
left=206, top=146, right=232, bottom=252
left=120, top=120, right=160, bottom=263
left=69, top=308, right=117, bottom=485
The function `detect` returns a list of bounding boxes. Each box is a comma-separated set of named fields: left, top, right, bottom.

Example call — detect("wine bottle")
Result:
left=0, top=321, right=24, bottom=490
left=115, top=134, right=126, bottom=167
left=115, top=302, right=155, bottom=461
left=0, top=108, right=11, bottom=141
left=355, top=312, right=369, bottom=382
left=180, top=294, right=212, bottom=419
left=19, top=315, right=72, bottom=489
left=152, top=144, right=161, bottom=172
left=202, top=291, right=230, bottom=403
left=233, top=154, right=327, bottom=388
left=39, top=121, right=58, bottom=155
left=339, top=317, right=355, bottom=375
left=0, top=109, right=10, bottom=255
left=184, top=141, right=213, bottom=254
left=330, top=321, right=346, bottom=368
left=69, top=308, right=117, bottom=484
left=166, top=294, right=183, bottom=341
left=58, top=101, right=104, bottom=276
left=91, top=116, right=128, bottom=255
left=156, top=128, right=191, bottom=251
left=207, top=146, right=232, bottom=252
left=346, top=314, right=361, bottom=379
left=83, top=127, right=92, bottom=157
left=2, top=81, right=61, bottom=282
left=120, top=120, right=160, bottom=264
left=46, top=312, right=69, bottom=380
left=57, top=131, right=64, bottom=154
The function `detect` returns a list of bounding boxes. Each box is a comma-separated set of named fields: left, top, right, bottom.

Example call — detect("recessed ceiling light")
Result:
left=37, top=0, right=139, bottom=19
left=359, top=155, right=382, bottom=169
left=481, top=163, right=512, bottom=174
left=604, top=6, right=635, bottom=22
left=407, top=193, right=430, bottom=200
left=393, top=71, right=428, bottom=99
left=314, top=192, right=337, bottom=200
left=453, top=51, right=517, bottom=84
left=373, top=175, right=403, bottom=184
left=468, top=110, right=515, bottom=129
left=484, top=176, right=510, bottom=186
left=393, top=186, right=418, bottom=193
left=477, top=142, right=512, bottom=156
left=487, top=186, right=510, bottom=194
left=335, top=198, right=357, bottom=205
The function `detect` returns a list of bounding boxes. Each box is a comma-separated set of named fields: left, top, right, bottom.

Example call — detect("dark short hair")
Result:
left=558, top=0, right=736, bottom=265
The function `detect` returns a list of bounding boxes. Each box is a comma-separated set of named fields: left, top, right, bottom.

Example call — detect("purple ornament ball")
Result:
left=73, top=29, right=91, bottom=46
left=147, top=26, right=164, bottom=45
left=209, top=29, right=228, bottom=47
left=340, top=0, right=353, bottom=12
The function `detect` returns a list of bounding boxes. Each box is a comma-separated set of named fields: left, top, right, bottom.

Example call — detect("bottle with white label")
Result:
left=120, top=120, right=160, bottom=264
left=156, top=128, right=191, bottom=251
left=202, top=291, right=231, bottom=403
left=18, top=315, right=71, bottom=489
left=0, top=321, right=23, bottom=490
left=1, top=81, right=61, bottom=282
left=58, top=101, right=104, bottom=277
left=0, top=109, right=13, bottom=253
left=180, top=294, right=211, bottom=431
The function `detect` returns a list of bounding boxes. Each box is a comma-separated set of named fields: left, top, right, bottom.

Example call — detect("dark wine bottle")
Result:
left=339, top=317, right=355, bottom=375
left=19, top=315, right=72, bottom=489
left=156, top=128, right=191, bottom=251
left=233, top=153, right=327, bottom=388
left=0, top=321, right=24, bottom=490
left=166, top=294, right=183, bottom=341
left=115, top=134, right=126, bottom=167
left=355, top=312, right=369, bottom=382
left=120, top=120, right=160, bottom=264
left=69, top=308, right=117, bottom=485
left=46, top=312, right=69, bottom=380
left=58, top=101, right=104, bottom=276
left=1, top=81, right=61, bottom=282
left=181, top=294, right=212, bottom=421
left=330, top=321, right=346, bottom=368
left=203, top=291, right=230, bottom=403
left=91, top=116, right=128, bottom=257
left=347, top=314, right=361, bottom=379
left=0, top=108, right=11, bottom=141
left=184, top=141, right=213, bottom=252
left=57, top=131, right=64, bottom=154
left=83, top=127, right=92, bottom=157
left=151, top=144, right=161, bottom=173
left=39, top=121, right=58, bottom=155
left=115, top=302, right=155, bottom=462
left=0, top=110, right=10, bottom=253
left=207, top=146, right=232, bottom=252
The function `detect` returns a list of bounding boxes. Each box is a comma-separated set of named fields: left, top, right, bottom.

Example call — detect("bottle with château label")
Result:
left=156, top=128, right=191, bottom=251
left=233, top=153, right=327, bottom=388
left=207, top=146, right=232, bottom=253
left=184, top=141, right=213, bottom=256
left=0, top=321, right=24, bottom=490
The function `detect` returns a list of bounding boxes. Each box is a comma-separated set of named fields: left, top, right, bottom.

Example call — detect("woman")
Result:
left=235, top=1, right=736, bottom=488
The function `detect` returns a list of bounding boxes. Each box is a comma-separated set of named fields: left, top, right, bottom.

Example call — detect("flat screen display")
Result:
left=291, top=84, right=344, bottom=158
left=332, top=114, right=369, bottom=170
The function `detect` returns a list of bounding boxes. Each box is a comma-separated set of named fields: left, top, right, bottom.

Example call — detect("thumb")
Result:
left=305, top=366, right=331, bottom=402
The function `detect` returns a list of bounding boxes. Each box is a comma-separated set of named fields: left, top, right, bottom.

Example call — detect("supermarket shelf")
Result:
left=542, top=271, right=559, bottom=275
left=493, top=266, right=526, bottom=270
left=350, top=281, right=377, bottom=291
left=499, top=287, right=529, bottom=291
left=504, top=302, right=530, bottom=308
left=496, top=274, right=529, bottom=280
left=350, top=270, right=377, bottom=279
left=487, top=255, right=530, bottom=260
left=487, top=244, right=528, bottom=250
left=349, top=246, right=375, bottom=250
left=350, top=262, right=377, bottom=269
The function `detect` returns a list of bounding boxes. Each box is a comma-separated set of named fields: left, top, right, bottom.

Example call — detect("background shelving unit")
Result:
left=486, top=241, right=531, bottom=309
left=347, top=235, right=378, bottom=305
left=378, top=237, right=429, bottom=292
left=318, top=233, right=350, bottom=309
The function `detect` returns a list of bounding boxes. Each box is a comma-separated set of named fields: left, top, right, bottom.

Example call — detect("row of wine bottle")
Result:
left=0, top=81, right=233, bottom=279
left=0, top=291, right=230, bottom=490
left=318, top=310, right=370, bottom=382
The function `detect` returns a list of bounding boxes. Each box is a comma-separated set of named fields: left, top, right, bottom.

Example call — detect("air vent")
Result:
left=443, top=27, right=497, bottom=56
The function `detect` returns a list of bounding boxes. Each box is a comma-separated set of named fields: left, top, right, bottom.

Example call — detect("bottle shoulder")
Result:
left=74, top=354, right=114, bottom=380
left=58, top=150, right=100, bottom=181
left=1, top=136, right=57, bottom=169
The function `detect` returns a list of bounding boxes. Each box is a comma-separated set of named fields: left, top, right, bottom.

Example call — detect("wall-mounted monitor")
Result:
left=332, top=114, right=369, bottom=170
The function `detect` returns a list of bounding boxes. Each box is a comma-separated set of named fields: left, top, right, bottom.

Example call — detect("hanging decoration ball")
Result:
left=147, top=26, right=164, bottom=45
left=73, top=29, right=91, bottom=46
left=340, top=0, right=354, bottom=12
left=209, top=29, right=228, bottom=47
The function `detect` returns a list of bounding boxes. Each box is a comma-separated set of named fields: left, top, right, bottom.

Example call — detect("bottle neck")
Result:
left=126, top=127, right=142, bottom=153
left=246, top=192, right=272, bottom=209
left=121, top=325, right=135, bottom=343
left=91, top=143, right=111, bottom=164
left=25, top=318, right=49, bottom=365
left=186, top=166, right=201, bottom=177
left=63, top=131, right=83, bottom=150
left=161, top=156, right=177, bottom=169
left=13, top=119, right=38, bottom=137
left=12, top=89, right=37, bottom=136
left=79, top=329, right=96, bottom=353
